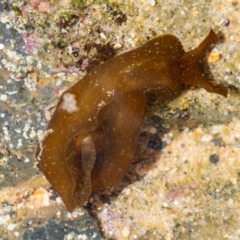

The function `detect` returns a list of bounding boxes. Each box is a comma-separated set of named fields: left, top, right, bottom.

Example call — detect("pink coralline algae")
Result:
left=37, top=2, right=51, bottom=13
left=22, top=32, right=42, bottom=52
left=20, top=5, right=29, bottom=15
left=81, top=58, right=89, bottom=69
left=20, top=1, right=50, bottom=15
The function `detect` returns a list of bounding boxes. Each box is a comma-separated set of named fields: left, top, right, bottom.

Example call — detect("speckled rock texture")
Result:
left=0, top=0, right=240, bottom=239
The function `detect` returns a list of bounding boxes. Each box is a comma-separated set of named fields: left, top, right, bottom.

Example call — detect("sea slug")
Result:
left=37, top=30, right=228, bottom=212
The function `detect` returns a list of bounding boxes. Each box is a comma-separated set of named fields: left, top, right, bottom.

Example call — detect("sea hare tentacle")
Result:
left=177, top=30, right=228, bottom=97
left=37, top=30, right=228, bottom=212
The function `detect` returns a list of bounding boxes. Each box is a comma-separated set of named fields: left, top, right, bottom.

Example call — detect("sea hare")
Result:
left=37, top=30, right=228, bottom=212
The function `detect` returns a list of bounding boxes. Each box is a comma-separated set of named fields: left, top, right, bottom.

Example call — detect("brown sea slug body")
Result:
left=37, top=30, right=228, bottom=212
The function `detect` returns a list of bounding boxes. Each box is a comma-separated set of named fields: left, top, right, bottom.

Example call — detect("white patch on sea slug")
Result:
left=107, top=90, right=115, bottom=97
left=36, top=129, right=54, bottom=161
left=97, top=100, right=106, bottom=107
left=60, top=92, right=78, bottom=113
